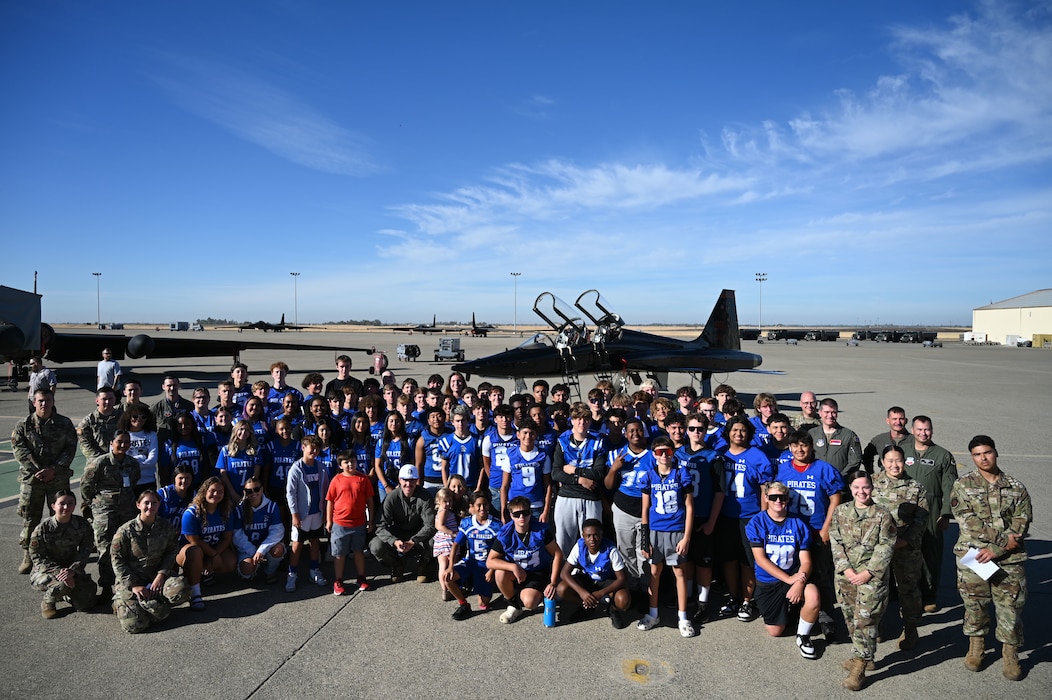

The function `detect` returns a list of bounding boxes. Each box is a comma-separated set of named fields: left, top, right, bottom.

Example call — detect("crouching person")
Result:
left=111, top=489, right=190, bottom=633
left=556, top=518, right=632, bottom=628
left=234, top=476, right=286, bottom=584
left=29, top=490, right=97, bottom=618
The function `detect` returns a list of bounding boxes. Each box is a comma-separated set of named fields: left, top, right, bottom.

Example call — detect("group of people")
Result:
left=13, top=352, right=1031, bottom=689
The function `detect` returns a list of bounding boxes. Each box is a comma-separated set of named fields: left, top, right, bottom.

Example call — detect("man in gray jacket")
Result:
left=369, top=465, right=436, bottom=583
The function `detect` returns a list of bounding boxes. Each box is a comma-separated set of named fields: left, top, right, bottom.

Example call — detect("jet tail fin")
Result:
left=691, top=289, right=741, bottom=350
left=280, top=313, right=285, bottom=325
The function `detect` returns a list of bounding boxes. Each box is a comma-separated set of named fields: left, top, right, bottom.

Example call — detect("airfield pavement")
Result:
left=0, top=329, right=1049, bottom=699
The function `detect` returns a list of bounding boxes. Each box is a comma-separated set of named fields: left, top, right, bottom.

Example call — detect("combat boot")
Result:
left=842, top=657, right=867, bottom=691
left=18, top=550, right=32, bottom=574
left=964, top=636, right=985, bottom=672
left=41, top=600, right=58, bottom=619
left=1002, top=644, right=1021, bottom=681
left=898, top=624, right=919, bottom=650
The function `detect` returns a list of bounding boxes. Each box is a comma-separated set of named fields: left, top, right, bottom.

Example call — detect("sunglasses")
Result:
left=767, top=494, right=789, bottom=503
left=653, top=448, right=674, bottom=457
left=510, top=510, right=530, bottom=518
left=686, top=426, right=705, bottom=432
left=245, top=487, right=262, bottom=494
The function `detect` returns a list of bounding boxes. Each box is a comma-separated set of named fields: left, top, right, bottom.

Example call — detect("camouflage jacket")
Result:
left=77, top=408, right=123, bottom=461
left=29, top=515, right=94, bottom=575
left=81, top=452, right=140, bottom=515
left=951, top=470, right=1031, bottom=565
left=111, top=516, right=181, bottom=588
left=830, top=502, right=896, bottom=581
left=11, top=411, right=77, bottom=483
left=871, top=473, right=929, bottom=549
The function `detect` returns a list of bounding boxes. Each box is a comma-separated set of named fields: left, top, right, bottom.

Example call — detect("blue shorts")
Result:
left=330, top=524, right=367, bottom=556
left=453, top=558, right=493, bottom=597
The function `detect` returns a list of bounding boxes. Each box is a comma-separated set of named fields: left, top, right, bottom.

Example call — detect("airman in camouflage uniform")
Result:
left=12, top=389, right=77, bottom=574
left=29, top=490, right=97, bottom=617
left=831, top=471, right=896, bottom=691
left=111, top=490, right=190, bottom=633
left=81, top=432, right=140, bottom=593
left=76, top=386, right=123, bottom=462
left=951, top=435, right=1031, bottom=681
left=871, top=444, right=929, bottom=650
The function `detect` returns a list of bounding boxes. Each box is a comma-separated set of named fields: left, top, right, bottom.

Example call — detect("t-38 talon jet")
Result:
left=453, top=289, right=770, bottom=396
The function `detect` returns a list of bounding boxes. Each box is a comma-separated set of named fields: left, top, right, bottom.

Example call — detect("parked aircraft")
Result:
left=453, top=289, right=769, bottom=396
left=219, top=314, right=306, bottom=332
left=391, top=315, right=445, bottom=334
left=469, top=312, right=498, bottom=337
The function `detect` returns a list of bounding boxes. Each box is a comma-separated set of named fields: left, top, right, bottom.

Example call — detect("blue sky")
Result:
left=2, top=1, right=1050, bottom=326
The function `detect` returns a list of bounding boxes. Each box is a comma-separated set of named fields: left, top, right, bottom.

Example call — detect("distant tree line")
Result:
left=197, top=317, right=238, bottom=325
left=323, top=319, right=384, bottom=326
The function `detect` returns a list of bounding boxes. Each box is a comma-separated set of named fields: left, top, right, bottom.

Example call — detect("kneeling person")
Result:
left=556, top=519, right=632, bottom=628
left=746, top=481, right=821, bottom=659
left=487, top=495, right=563, bottom=624
left=29, top=490, right=97, bottom=618
left=233, top=476, right=287, bottom=584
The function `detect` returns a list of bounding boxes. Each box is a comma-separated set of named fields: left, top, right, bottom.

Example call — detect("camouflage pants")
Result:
left=956, top=560, right=1026, bottom=646
left=114, top=576, right=190, bottom=634
left=30, top=568, right=98, bottom=609
left=91, top=507, right=133, bottom=587
left=835, top=576, right=888, bottom=660
left=891, top=547, right=924, bottom=625
left=17, top=479, right=71, bottom=549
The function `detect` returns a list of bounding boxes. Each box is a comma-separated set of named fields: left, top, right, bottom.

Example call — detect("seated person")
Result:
left=555, top=518, right=631, bottom=628
left=486, top=495, right=563, bottom=624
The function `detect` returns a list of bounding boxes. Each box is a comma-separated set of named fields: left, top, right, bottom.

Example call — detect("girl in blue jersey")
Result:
left=233, top=476, right=286, bottom=584
left=637, top=437, right=695, bottom=638
left=315, top=421, right=339, bottom=479
left=345, top=413, right=374, bottom=477
left=604, top=419, right=653, bottom=594
left=158, top=464, right=195, bottom=527
left=358, top=395, right=385, bottom=444
left=210, top=405, right=234, bottom=457
left=216, top=420, right=263, bottom=501
left=416, top=407, right=451, bottom=494
left=264, top=418, right=299, bottom=541
left=178, top=477, right=237, bottom=610
left=164, top=413, right=218, bottom=488
left=374, top=412, right=413, bottom=500
left=242, top=397, right=272, bottom=444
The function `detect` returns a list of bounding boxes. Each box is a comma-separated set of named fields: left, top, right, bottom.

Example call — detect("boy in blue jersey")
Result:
left=557, top=519, right=632, bottom=628
left=678, top=413, right=724, bottom=623
left=267, top=362, right=304, bottom=422
left=529, top=404, right=558, bottom=458
left=416, top=407, right=451, bottom=493
left=481, top=404, right=518, bottom=504
left=439, top=405, right=481, bottom=488
left=229, top=363, right=252, bottom=411
left=746, top=481, right=820, bottom=659
left=637, top=437, right=696, bottom=638
left=284, top=435, right=329, bottom=592
left=604, top=419, right=652, bottom=595
left=779, top=431, right=844, bottom=641
left=487, top=496, right=563, bottom=624
left=500, top=420, right=553, bottom=523
left=448, top=490, right=500, bottom=620
left=551, top=404, right=607, bottom=556
left=761, top=413, right=794, bottom=469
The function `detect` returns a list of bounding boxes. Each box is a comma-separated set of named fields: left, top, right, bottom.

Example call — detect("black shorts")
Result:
left=688, top=521, right=715, bottom=567
left=519, top=569, right=550, bottom=591
left=570, top=572, right=615, bottom=593
left=738, top=518, right=757, bottom=567
left=755, top=580, right=800, bottom=627
left=715, top=516, right=746, bottom=565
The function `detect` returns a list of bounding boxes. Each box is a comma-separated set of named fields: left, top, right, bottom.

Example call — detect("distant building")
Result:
left=972, top=289, right=1052, bottom=345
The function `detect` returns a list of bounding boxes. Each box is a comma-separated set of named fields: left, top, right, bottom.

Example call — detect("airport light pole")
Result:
left=510, top=272, right=521, bottom=336
left=92, top=272, right=102, bottom=327
left=755, top=272, right=767, bottom=332
left=290, top=272, right=300, bottom=325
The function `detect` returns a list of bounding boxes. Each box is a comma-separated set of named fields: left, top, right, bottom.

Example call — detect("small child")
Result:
left=285, top=435, right=330, bottom=592
left=434, top=487, right=459, bottom=600
left=448, top=490, right=499, bottom=620
left=325, top=451, right=376, bottom=595
left=446, top=474, right=470, bottom=517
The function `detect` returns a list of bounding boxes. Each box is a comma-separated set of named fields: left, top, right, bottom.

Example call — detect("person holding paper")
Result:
left=951, top=435, right=1031, bottom=682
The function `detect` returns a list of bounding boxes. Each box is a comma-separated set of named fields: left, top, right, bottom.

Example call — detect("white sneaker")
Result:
left=285, top=572, right=297, bottom=593
left=499, top=606, right=523, bottom=624
left=636, top=613, right=659, bottom=631
left=310, top=569, right=328, bottom=586
left=678, top=619, right=696, bottom=638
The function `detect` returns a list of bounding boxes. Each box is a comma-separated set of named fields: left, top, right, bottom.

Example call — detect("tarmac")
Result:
left=1, top=329, right=1049, bottom=699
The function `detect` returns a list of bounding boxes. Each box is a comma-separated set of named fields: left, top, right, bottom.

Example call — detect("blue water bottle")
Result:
left=543, top=596, right=557, bottom=627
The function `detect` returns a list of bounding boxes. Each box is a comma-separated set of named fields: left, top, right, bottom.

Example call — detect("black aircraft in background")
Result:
left=218, top=313, right=307, bottom=332
left=469, top=312, right=498, bottom=337
left=453, top=289, right=770, bottom=396
left=391, top=315, right=445, bottom=334
left=1, top=285, right=372, bottom=383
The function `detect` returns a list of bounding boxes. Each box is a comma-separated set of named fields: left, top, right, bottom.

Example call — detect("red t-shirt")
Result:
left=325, top=472, right=375, bottom=527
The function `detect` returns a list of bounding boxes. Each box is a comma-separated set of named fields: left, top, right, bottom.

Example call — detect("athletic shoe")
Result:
left=358, top=578, right=371, bottom=592
left=797, top=634, right=817, bottom=659
left=452, top=602, right=472, bottom=621
left=310, top=569, right=328, bottom=586
left=678, top=619, right=696, bottom=638
left=636, top=614, right=659, bottom=631
left=821, top=619, right=837, bottom=641
left=201, top=573, right=215, bottom=587
left=692, top=602, right=708, bottom=624
left=499, top=606, right=523, bottom=624
left=285, top=572, right=297, bottom=593
left=333, top=580, right=346, bottom=596
left=737, top=600, right=757, bottom=622
left=718, top=600, right=737, bottom=618
left=610, top=608, right=630, bottom=630
left=390, top=560, right=404, bottom=583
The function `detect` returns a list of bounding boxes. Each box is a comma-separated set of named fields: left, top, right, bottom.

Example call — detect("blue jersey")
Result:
left=440, top=433, right=481, bottom=485
left=570, top=537, right=621, bottom=583
left=750, top=416, right=771, bottom=447
left=535, top=427, right=558, bottom=458
left=347, top=439, right=373, bottom=476
left=368, top=421, right=384, bottom=444
left=231, top=385, right=252, bottom=412
left=775, top=459, right=844, bottom=530
left=454, top=514, right=500, bottom=564
left=720, top=447, right=774, bottom=519
left=763, top=443, right=793, bottom=471
left=640, top=466, right=693, bottom=533
left=492, top=520, right=553, bottom=572
left=237, top=498, right=284, bottom=547
left=216, top=447, right=263, bottom=497
left=264, top=439, right=300, bottom=494
left=331, top=411, right=354, bottom=434
left=167, top=437, right=214, bottom=489
left=267, top=386, right=304, bottom=421
left=484, top=427, right=519, bottom=489
left=318, top=445, right=337, bottom=479
left=417, top=429, right=450, bottom=482
left=503, top=446, right=551, bottom=508
left=676, top=444, right=722, bottom=520
left=375, top=436, right=413, bottom=481
left=609, top=446, right=653, bottom=499
left=181, top=504, right=233, bottom=547
left=745, top=512, right=811, bottom=583
left=192, top=409, right=216, bottom=434
left=249, top=420, right=270, bottom=444
left=157, top=484, right=192, bottom=527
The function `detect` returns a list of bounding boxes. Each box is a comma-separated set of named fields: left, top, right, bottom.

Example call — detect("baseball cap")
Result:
left=397, top=464, right=419, bottom=480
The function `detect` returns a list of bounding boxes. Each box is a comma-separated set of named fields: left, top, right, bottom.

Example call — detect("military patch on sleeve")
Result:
left=950, top=497, right=959, bottom=508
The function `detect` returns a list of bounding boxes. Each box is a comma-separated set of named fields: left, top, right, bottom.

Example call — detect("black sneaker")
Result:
left=737, top=600, right=756, bottom=622
left=693, top=602, right=708, bottom=624
left=821, top=619, right=837, bottom=642
left=718, top=600, right=738, bottom=618
left=796, top=634, right=817, bottom=659
left=609, top=608, right=631, bottom=629
left=451, top=602, right=471, bottom=621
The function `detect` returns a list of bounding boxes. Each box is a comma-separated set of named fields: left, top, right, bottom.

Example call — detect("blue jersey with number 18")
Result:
left=639, top=466, right=693, bottom=533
